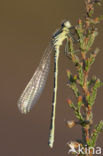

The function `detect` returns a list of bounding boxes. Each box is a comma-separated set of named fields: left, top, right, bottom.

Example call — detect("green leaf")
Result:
left=87, top=121, right=103, bottom=147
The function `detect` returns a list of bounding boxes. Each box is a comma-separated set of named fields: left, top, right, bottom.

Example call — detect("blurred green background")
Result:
left=0, top=0, right=103, bottom=155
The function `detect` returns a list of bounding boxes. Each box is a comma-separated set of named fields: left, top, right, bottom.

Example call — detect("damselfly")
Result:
left=18, top=20, right=76, bottom=148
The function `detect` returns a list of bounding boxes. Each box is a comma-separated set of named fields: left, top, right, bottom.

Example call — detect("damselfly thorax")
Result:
left=52, top=21, right=72, bottom=50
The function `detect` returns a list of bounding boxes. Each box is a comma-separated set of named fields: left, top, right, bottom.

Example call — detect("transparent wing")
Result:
left=18, top=43, right=53, bottom=114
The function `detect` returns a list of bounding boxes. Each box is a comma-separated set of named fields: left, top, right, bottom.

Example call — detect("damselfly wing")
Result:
left=18, top=43, right=53, bottom=114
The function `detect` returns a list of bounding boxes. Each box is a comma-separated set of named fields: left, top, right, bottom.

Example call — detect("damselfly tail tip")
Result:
left=48, top=133, right=54, bottom=148
left=48, top=141, right=53, bottom=148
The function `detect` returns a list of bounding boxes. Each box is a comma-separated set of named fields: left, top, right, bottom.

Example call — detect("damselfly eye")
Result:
left=61, top=20, right=71, bottom=28
left=64, top=21, right=72, bottom=28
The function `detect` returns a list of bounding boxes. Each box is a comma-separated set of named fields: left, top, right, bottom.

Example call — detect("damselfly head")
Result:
left=61, top=20, right=72, bottom=29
